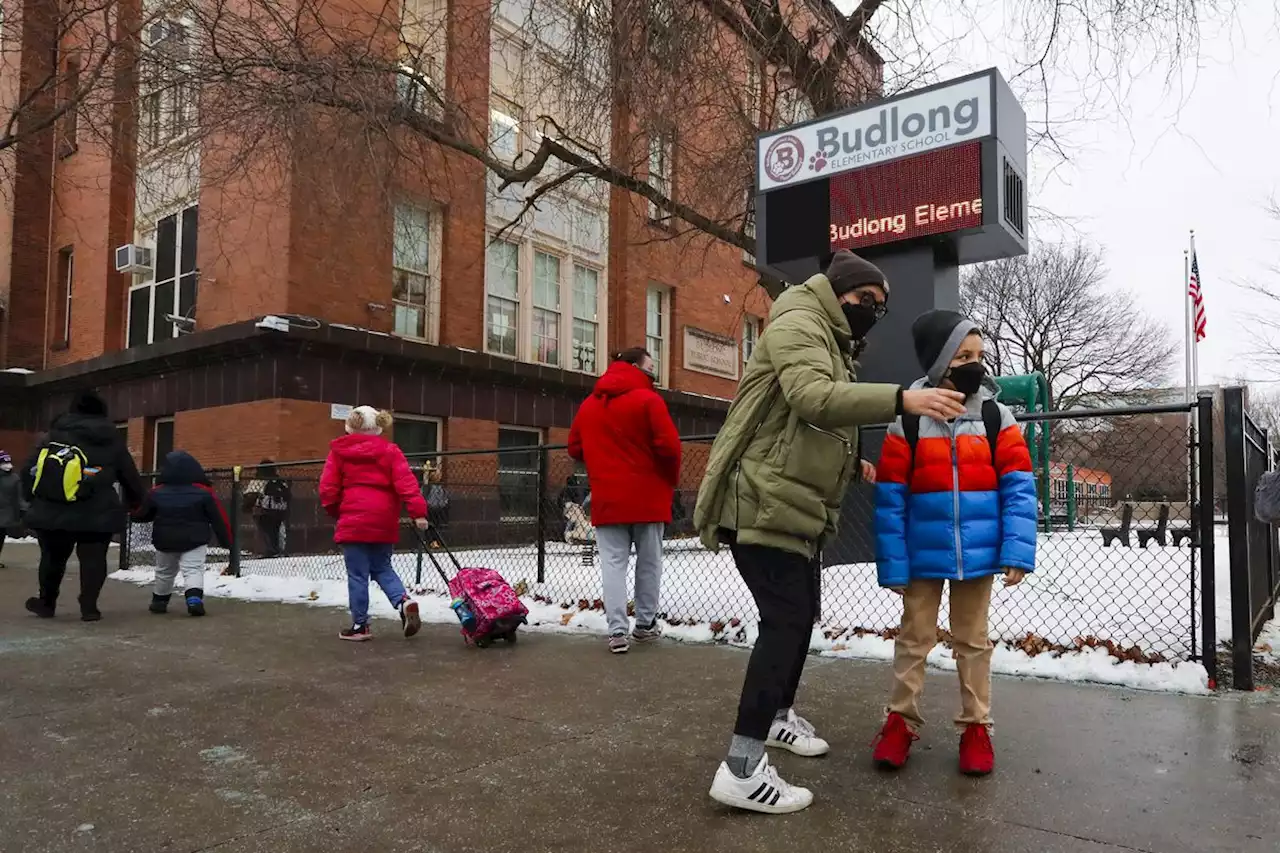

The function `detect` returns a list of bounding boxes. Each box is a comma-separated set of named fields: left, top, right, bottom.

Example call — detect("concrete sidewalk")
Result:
left=1, top=542, right=1277, bottom=853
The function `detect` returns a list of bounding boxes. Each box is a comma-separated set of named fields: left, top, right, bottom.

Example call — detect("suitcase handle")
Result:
left=411, top=522, right=463, bottom=585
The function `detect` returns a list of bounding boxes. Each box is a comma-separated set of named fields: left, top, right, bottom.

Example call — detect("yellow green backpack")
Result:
left=32, top=442, right=91, bottom=503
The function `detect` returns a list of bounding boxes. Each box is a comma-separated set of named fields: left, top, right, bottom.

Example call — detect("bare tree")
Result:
left=960, top=239, right=1175, bottom=409
left=1236, top=198, right=1280, bottom=369
left=5, top=0, right=1233, bottom=297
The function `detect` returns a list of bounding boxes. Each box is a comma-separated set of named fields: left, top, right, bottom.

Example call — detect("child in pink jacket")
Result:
left=319, top=406, right=429, bottom=641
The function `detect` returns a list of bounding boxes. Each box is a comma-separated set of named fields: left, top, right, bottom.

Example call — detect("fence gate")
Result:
left=1223, top=386, right=1280, bottom=690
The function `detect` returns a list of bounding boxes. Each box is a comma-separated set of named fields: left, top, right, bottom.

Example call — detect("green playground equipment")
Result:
left=993, top=372, right=1054, bottom=532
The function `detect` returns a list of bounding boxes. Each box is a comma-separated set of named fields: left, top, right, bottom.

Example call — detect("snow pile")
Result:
left=110, top=531, right=1213, bottom=694
left=1255, top=618, right=1280, bottom=663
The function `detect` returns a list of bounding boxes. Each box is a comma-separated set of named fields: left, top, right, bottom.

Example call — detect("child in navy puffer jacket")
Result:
left=134, top=450, right=232, bottom=616
left=871, top=311, right=1038, bottom=777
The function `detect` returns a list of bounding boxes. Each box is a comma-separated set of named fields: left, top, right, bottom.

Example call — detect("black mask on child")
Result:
left=946, top=362, right=987, bottom=397
left=841, top=302, right=879, bottom=340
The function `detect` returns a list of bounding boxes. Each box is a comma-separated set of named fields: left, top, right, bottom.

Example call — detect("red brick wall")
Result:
left=0, top=429, right=36, bottom=464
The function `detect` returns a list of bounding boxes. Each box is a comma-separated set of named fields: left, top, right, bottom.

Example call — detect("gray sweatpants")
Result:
left=154, top=545, right=208, bottom=596
left=595, top=523, right=664, bottom=636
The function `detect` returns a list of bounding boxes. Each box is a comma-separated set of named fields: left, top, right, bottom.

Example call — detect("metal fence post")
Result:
left=118, top=519, right=132, bottom=573
left=536, top=445, right=548, bottom=584
left=1196, top=391, right=1217, bottom=688
left=1222, top=387, right=1253, bottom=690
left=229, top=465, right=243, bottom=578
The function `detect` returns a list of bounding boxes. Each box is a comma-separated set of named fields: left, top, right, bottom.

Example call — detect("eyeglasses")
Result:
left=858, top=291, right=889, bottom=320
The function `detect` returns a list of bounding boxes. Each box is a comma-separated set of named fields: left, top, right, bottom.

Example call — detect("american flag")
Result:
left=1188, top=251, right=1206, bottom=342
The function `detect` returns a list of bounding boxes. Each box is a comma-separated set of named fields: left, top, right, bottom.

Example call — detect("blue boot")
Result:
left=185, top=588, right=205, bottom=617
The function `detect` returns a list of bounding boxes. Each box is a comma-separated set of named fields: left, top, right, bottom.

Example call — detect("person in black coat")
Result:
left=244, top=459, right=291, bottom=558
left=0, top=450, right=27, bottom=568
left=134, top=450, right=232, bottom=616
left=21, top=390, right=145, bottom=621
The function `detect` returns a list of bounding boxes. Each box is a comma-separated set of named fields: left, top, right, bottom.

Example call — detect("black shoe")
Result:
left=150, top=594, right=171, bottom=614
left=339, top=623, right=372, bottom=641
left=25, top=597, right=55, bottom=618
left=81, top=610, right=102, bottom=622
left=185, top=588, right=205, bottom=617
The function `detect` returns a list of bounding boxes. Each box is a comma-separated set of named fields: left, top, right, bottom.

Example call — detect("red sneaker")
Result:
left=958, top=724, right=994, bottom=776
left=871, top=713, right=918, bottom=769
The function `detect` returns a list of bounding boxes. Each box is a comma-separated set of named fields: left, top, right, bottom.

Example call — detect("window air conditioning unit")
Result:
left=115, top=244, right=153, bottom=275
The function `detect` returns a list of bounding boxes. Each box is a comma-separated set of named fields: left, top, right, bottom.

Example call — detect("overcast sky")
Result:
left=861, top=1, right=1280, bottom=390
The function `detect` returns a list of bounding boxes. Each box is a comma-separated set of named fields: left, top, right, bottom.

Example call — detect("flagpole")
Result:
left=1190, top=231, right=1200, bottom=394
left=1184, top=248, right=1192, bottom=403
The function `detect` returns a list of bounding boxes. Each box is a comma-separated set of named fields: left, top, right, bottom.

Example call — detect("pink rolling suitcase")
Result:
left=417, top=526, right=528, bottom=647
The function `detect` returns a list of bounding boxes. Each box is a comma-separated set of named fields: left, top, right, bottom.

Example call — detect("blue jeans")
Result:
left=343, top=543, right=408, bottom=626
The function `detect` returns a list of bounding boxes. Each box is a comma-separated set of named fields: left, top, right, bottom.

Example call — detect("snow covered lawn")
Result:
left=111, top=529, right=1215, bottom=694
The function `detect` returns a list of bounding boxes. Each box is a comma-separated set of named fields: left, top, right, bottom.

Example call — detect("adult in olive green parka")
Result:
left=700, top=250, right=967, bottom=815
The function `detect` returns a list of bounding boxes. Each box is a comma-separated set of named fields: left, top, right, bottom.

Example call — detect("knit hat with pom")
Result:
left=345, top=406, right=392, bottom=436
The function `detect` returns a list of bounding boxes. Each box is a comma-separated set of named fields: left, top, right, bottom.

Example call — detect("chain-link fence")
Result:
left=121, top=402, right=1213, bottom=664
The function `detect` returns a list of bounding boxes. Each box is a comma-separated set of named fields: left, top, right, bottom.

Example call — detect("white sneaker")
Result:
left=767, top=709, right=830, bottom=757
left=709, top=753, right=814, bottom=814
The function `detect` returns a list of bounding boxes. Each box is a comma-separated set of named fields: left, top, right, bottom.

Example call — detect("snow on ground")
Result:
left=112, top=529, right=1216, bottom=694
left=1255, top=617, right=1280, bottom=663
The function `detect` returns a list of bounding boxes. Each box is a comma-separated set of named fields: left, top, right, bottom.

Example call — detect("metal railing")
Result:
left=121, top=399, right=1219, bottom=674
left=1222, top=386, right=1280, bottom=689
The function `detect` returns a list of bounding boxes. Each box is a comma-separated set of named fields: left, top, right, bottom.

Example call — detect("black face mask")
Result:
left=946, top=362, right=987, bottom=397
left=841, top=302, right=879, bottom=341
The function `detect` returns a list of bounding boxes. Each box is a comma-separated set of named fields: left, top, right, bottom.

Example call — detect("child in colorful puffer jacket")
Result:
left=871, top=310, right=1038, bottom=776
left=320, top=406, right=429, bottom=641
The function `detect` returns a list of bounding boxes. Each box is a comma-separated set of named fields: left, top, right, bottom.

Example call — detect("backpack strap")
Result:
left=901, top=413, right=921, bottom=456
left=981, top=399, right=1002, bottom=468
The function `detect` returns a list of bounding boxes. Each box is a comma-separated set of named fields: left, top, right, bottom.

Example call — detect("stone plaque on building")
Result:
left=683, top=326, right=739, bottom=381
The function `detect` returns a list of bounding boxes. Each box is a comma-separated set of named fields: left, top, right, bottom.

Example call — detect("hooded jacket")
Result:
left=0, top=465, right=26, bottom=528
left=568, top=360, right=682, bottom=527
left=693, top=274, right=901, bottom=559
left=319, top=433, right=428, bottom=543
left=874, top=375, right=1038, bottom=587
left=22, top=412, right=145, bottom=534
left=135, top=451, right=233, bottom=554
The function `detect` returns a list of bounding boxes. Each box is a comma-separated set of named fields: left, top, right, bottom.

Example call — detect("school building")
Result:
left=0, top=0, right=882, bottom=474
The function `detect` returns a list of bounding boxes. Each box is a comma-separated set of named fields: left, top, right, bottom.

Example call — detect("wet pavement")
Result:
left=1, top=541, right=1277, bottom=853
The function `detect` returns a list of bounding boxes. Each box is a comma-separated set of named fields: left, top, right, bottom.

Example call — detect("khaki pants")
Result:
left=888, top=575, right=995, bottom=730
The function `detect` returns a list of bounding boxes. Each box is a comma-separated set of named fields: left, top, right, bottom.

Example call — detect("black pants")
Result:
left=36, top=530, right=113, bottom=614
left=255, top=516, right=286, bottom=557
left=731, top=540, right=820, bottom=740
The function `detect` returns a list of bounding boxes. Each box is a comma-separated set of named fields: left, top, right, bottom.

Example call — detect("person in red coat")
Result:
left=568, top=347, right=682, bottom=654
left=319, top=406, right=429, bottom=642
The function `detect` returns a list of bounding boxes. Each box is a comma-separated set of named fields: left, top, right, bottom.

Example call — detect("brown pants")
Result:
left=888, top=575, right=995, bottom=730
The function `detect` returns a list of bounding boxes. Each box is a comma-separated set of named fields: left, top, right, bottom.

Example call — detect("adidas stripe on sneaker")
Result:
left=767, top=710, right=830, bottom=757
left=708, top=754, right=814, bottom=815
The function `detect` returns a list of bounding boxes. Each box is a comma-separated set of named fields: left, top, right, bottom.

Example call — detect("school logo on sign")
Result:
left=763, top=135, right=804, bottom=184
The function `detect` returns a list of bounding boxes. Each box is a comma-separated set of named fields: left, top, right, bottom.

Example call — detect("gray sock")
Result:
left=726, top=734, right=766, bottom=779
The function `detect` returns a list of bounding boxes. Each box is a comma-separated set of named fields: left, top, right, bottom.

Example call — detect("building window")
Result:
left=744, top=58, right=761, bottom=126
left=532, top=251, right=562, bottom=366
left=140, top=20, right=193, bottom=150
left=392, top=415, right=441, bottom=462
left=743, top=191, right=756, bottom=265
left=647, top=131, right=673, bottom=222
left=490, top=98, right=521, bottom=162
left=392, top=203, right=439, bottom=343
left=486, top=239, right=520, bottom=358
left=484, top=225, right=606, bottom=372
left=54, top=247, right=73, bottom=347
left=128, top=205, right=198, bottom=348
left=151, top=417, right=175, bottom=470
left=775, top=77, right=814, bottom=128
left=115, top=422, right=130, bottom=448
left=646, top=286, right=669, bottom=386
left=497, top=426, right=541, bottom=521
left=571, top=265, right=599, bottom=374
left=742, top=315, right=761, bottom=367
left=58, top=57, right=80, bottom=157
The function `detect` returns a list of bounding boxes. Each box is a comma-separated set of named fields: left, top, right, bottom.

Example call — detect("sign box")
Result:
left=754, top=68, right=1028, bottom=282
